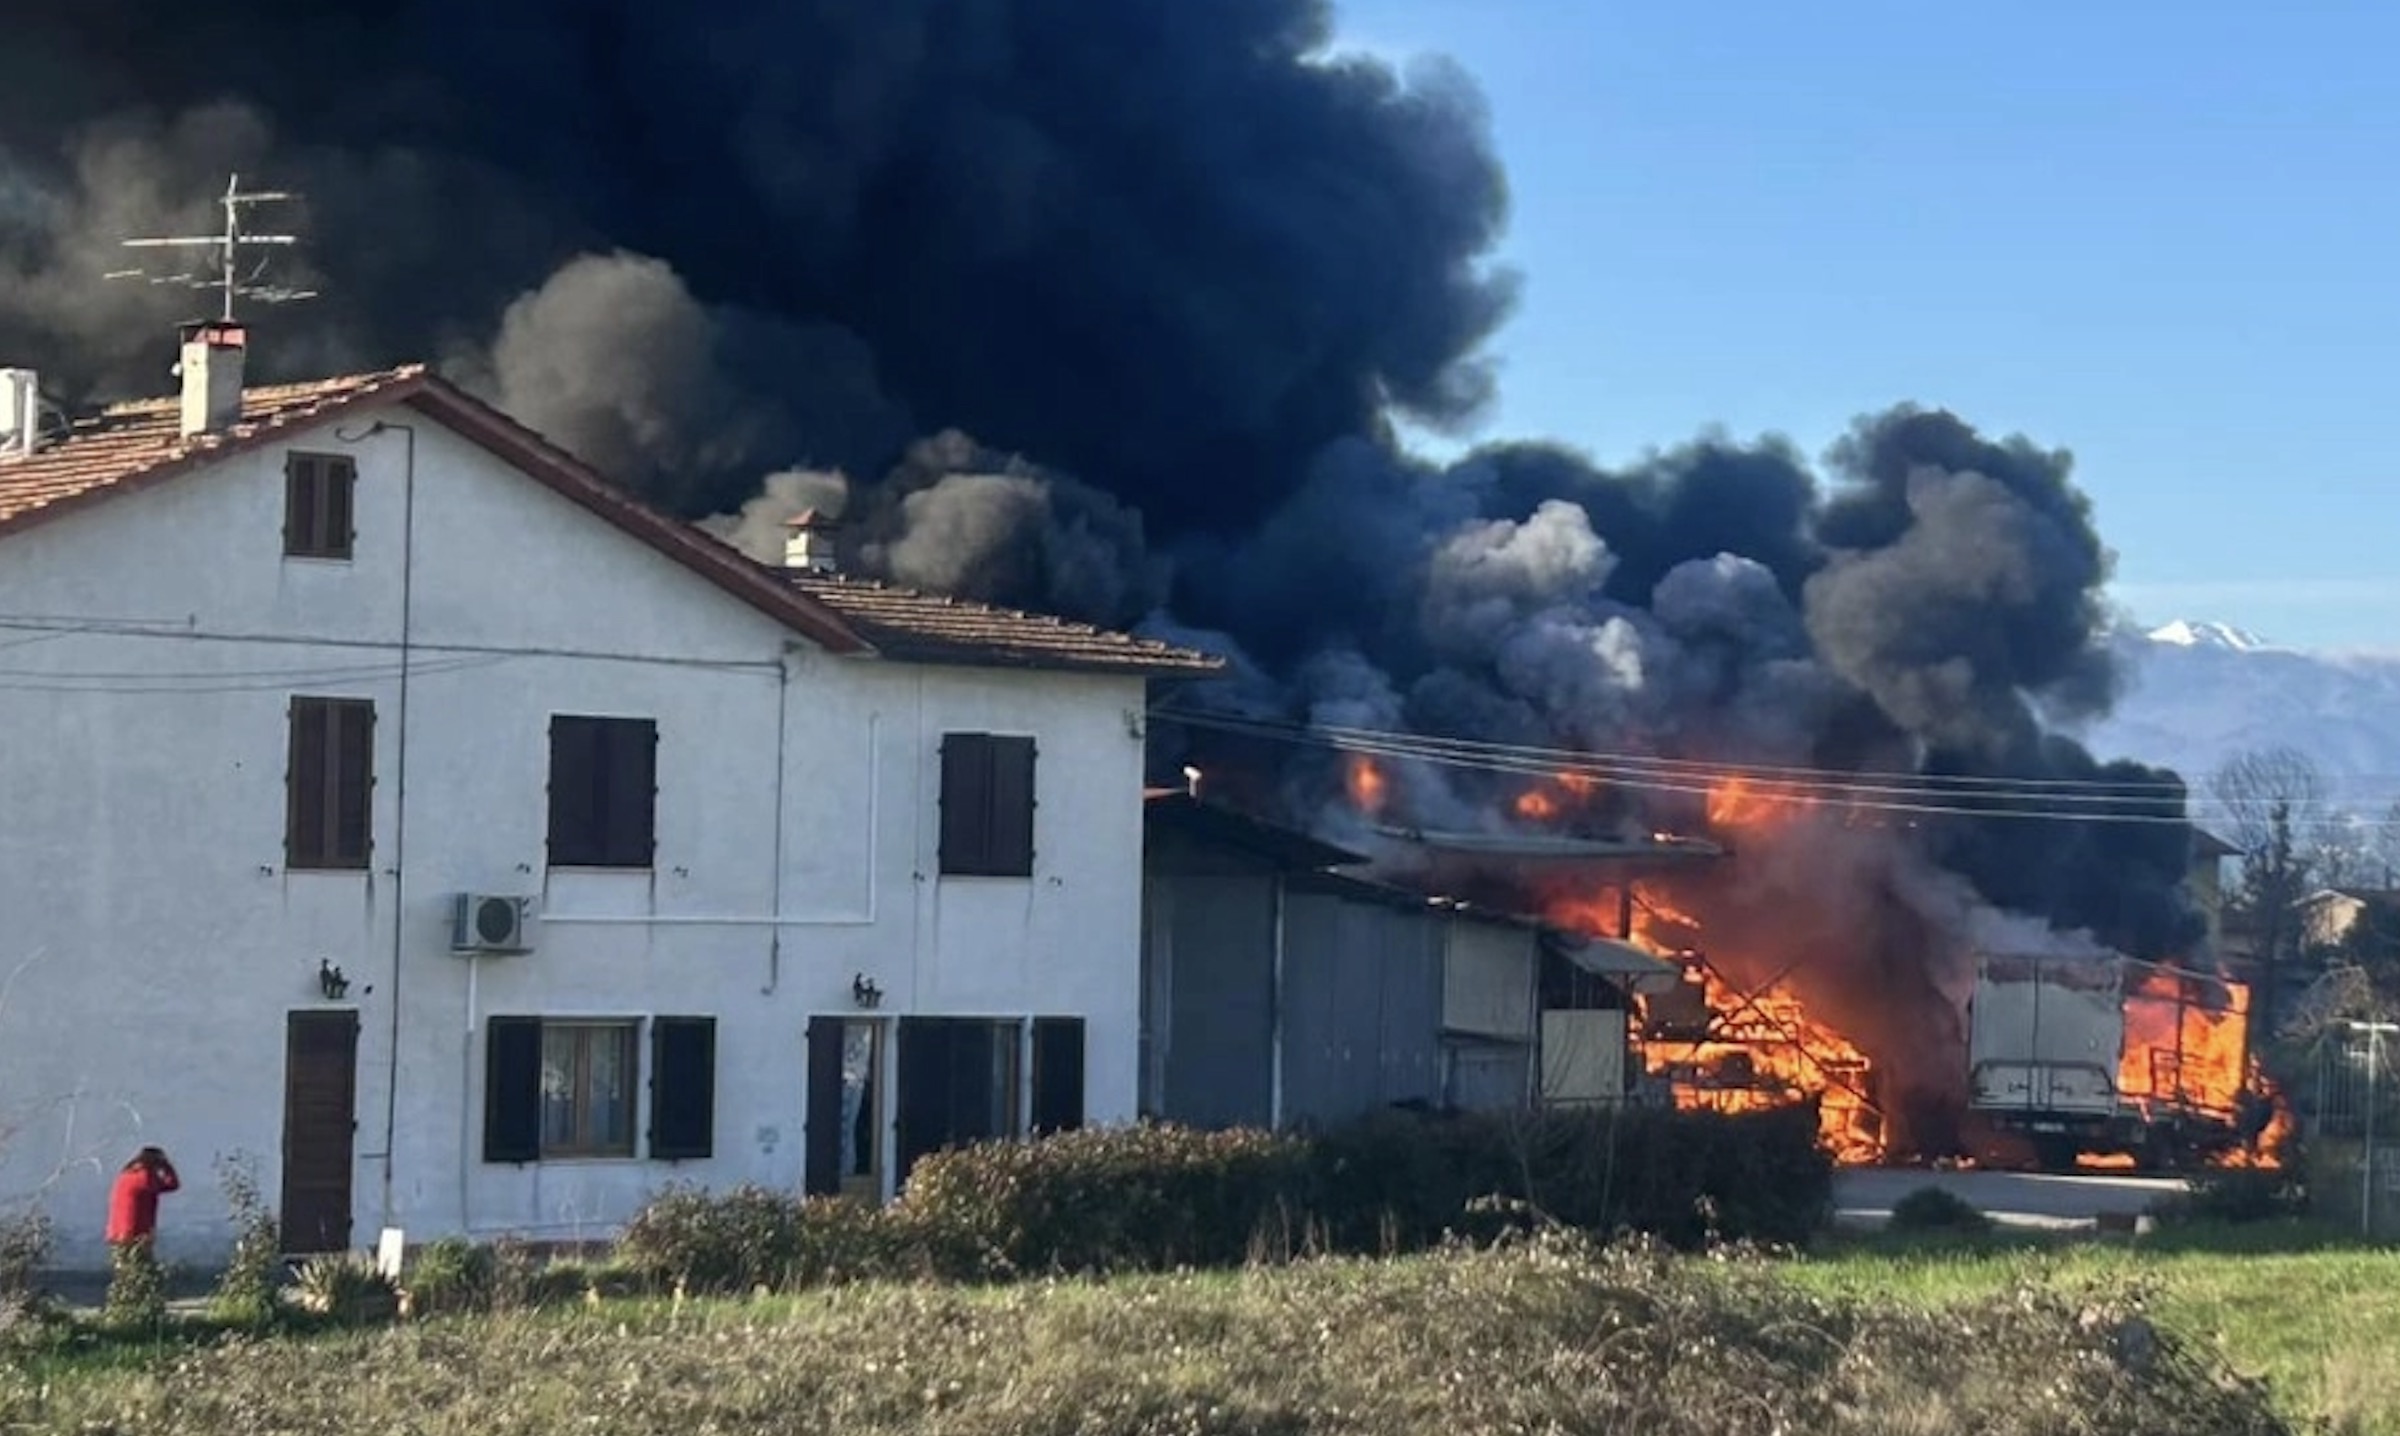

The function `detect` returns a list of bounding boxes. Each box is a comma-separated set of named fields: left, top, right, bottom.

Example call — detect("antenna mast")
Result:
left=107, top=173, right=318, bottom=322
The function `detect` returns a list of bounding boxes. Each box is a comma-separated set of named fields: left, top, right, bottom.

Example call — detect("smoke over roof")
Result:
left=3, top=2, right=2203, bottom=1140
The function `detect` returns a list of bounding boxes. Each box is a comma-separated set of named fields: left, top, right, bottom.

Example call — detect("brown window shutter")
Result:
left=324, top=458, right=355, bottom=558
left=939, top=734, right=996, bottom=875
left=286, top=698, right=323, bottom=867
left=648, top=1016, right=716, bottom=1161
left=988, top=736, right=1037, bottom=877
left=483, top=1017, right=542, bottom=1163
left=1030, top=1017, right=1085, bottom=1134
left=603, top=720, right=658, bottom=866
left=332, top=700, right=374, bottom=866
left=547, top=716, right=601, bottom=865
left=803, top=1017, right=847, bottom=1196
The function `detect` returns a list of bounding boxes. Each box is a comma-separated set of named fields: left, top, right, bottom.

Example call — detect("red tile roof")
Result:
left=0, top=367, right=1223, bottom=678
left=782, top=569, right=1223, bottom=676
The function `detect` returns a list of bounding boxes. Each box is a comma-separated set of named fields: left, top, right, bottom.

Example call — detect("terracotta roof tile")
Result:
left=0, top=367, right=426, bottom=529
left=778, top=568, right=1224, bottom=677
left=0, top=364, right=1223, bottom=679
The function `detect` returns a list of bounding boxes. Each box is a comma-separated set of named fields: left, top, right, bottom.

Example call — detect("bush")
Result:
left=0, top=1205, right=51, bottom=1303
left=1888, top=1185, right=1994, bottom=1234
left=207, top=1153, right=284, bottom=1327
left=898, top=1124, right=1315, bottom=1278
left=101, top=1240, right=166, bottom=1331
left=608, top=1105, right=1834, bottom=1294
left=400, top=1237, right=496, bottom=1317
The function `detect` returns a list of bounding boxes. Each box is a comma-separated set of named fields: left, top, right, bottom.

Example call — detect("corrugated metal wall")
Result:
left=1280, top=891, right=1444, bottom=1127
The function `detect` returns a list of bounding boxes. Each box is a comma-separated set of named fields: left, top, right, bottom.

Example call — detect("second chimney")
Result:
left=179, top=320, right=247, bottom=438
left=783, top=509, right=841, bottom=574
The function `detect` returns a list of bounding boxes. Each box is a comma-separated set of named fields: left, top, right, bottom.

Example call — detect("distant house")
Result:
left=2188, top=828, right=2240, bottom=956
left=2300, top=887, right=2400, bottom=955
left=1139, top=793, right=1551, bottom=1129
left=0, top=324, right=1218, bottom=1267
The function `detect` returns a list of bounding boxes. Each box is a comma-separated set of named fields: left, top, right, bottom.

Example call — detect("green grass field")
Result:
left=5, top=1232, right=2360, bottom=1435
left=1789, top=1224, right=2400, bottom=1433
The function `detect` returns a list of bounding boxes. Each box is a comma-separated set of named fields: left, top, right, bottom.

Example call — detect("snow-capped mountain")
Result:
left=2078, top=619, right=2400, bottom=787
left=2142, top=619, right=2273, bottom=653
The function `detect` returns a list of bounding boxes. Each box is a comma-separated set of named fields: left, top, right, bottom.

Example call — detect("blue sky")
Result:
left=1333, top=1, right=2399, bottom=652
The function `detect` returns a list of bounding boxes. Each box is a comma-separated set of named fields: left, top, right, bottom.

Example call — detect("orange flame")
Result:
left=1635, top=960, right=1886, bottom=1164
left=1515, top=788, right=1560, bottom=822
left=1345, top=755, right=1388, bottom=815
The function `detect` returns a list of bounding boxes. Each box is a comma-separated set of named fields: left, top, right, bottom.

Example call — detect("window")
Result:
left=286, top=697, right=373, bottom=870
left=482, top=1016, right=712, bottom=1162
left=548, top=716, right=657, bottom=868
left=938, top=733, right=1036, bottom=876
left=1030, top=1017, right=1086, bottom=1135
left=283, top=452, right=356, bottom=559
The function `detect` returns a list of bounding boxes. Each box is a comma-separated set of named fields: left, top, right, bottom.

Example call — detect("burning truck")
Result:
left=1967, top=951, right=2281, bottom=1171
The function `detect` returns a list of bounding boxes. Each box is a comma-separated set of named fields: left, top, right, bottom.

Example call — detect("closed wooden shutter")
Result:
left=287, top=697, right=372, bottom=870
left=939, top=733, right=1036, bottom=877
left=286, top=698, right=327, bottom=867
left=939, top=734, right=995, bottom=874
left=483, top=1017, right=542, bottom=1163
left=547, top=717, right=602, bottom=866
left=988, top=736, right=1037, bottom=876
left=331, top=700, right=374, bottom=866
left=602, top=720, right=658, bottom=865
left=803, top=1017, right=846, bottom=1196
left=648, top=1017, right=716, bottom=1161
left=1031, top=1017, right=1085, bottom=1134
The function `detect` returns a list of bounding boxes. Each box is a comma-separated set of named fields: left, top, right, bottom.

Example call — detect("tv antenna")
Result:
left=106, top=173, right=319, bottom=322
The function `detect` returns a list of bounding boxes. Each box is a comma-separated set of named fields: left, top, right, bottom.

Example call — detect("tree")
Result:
left=2208, top=746, right=2328, bottom=1045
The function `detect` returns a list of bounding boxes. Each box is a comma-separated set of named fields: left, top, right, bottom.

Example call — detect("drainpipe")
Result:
left=341, top=419, right=416, bottom=1232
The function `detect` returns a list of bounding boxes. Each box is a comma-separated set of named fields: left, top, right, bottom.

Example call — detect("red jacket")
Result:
left=106, top=1159, right=179, bottom=1243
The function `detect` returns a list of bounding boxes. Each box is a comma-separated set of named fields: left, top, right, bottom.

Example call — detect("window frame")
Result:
left=286, top=696, right=374, bottom=871
left=536, top=1020, right=640, bottom=1160
left=283, top=451, right=357, bottom=561
left=547, top=715, right=659, bottom=870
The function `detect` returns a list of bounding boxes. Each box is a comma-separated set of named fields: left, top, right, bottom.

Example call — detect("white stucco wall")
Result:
left=0, top=408, right=1148, bottom=1267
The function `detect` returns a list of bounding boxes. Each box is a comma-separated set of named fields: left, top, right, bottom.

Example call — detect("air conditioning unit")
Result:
left=450, top=893, right=536, bottom=955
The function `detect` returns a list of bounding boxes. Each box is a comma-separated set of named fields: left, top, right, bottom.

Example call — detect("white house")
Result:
left=0, top=321, right=1218, bottom=1268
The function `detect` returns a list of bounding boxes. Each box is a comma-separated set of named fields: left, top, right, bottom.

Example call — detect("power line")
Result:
left=1153, top=708, right=2273, bottom=826
left=1156, top=705, right=2400, bottom=814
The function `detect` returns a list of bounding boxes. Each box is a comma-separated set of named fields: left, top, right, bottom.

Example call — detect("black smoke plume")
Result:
left=3, top=2, right=2203, bottom=1153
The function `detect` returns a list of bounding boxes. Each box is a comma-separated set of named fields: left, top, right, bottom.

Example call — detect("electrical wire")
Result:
left=1151, top=707, right=2317, bottom=827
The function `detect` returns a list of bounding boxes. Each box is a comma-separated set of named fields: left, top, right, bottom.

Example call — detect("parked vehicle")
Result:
left=1967, top=950, right=2256, bottom=1171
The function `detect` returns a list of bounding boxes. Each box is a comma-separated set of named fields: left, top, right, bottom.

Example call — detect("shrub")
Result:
left=207, top=1153, right=284, bottom=1327
left=101, top=1240, right=167, bottom=1331
left=616, top=1183, right=806, bottom=1294
left=291, top=1252, right=399, bottom=1325
left=400, top=1236, right=496, bottom=1317
left=0, top=1205, right=51, bottom=1303
left=1888, top=1184, right=1994, bottom=1234
left=898, top=1124, right=1315, bottom=1279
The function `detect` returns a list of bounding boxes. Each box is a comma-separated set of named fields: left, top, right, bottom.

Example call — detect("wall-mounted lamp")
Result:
left=317, top=958, right=351, bottom=1002
left=851, top=973, right=883, bottom=1010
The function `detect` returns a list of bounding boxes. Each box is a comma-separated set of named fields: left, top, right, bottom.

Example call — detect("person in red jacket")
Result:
left=105, top=1146, right=180, bottom=1252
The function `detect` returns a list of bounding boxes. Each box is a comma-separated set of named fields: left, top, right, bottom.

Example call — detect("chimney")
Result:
left=0, top=368, right=39, bottom=456
left=178, top=320, right=248, bottom=438
left=783, top=509, right=841, bottom=574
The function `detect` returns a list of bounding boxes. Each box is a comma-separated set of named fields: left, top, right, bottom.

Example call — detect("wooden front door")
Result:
left=279, top=1009, right=359, bottom=1255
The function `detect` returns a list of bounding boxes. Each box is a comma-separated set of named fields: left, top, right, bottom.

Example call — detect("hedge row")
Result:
left=618, top=1103, right=1832, bottom=1293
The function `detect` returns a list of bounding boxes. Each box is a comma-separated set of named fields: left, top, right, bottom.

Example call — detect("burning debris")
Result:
left=1, top=5, right=2282, bottom=1166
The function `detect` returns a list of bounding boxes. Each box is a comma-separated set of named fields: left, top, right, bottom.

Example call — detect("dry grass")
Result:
left=1, top=1238, right=2285, bottom=1435
left=1789, top=1229, right=2400, bottom=1434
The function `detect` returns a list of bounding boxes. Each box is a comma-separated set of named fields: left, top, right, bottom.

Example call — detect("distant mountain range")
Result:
left=2080, top=620, right=2400, bottom=792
